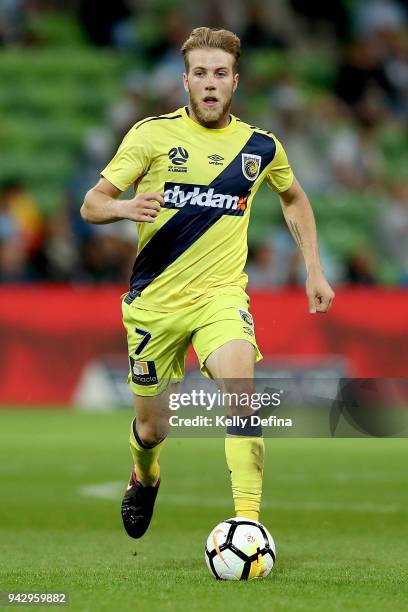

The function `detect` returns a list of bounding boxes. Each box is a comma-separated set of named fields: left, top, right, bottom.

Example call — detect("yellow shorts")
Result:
left=121, top=291, right=262, bottom=397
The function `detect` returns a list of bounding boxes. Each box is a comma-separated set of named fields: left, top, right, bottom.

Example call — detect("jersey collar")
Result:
left=180, top=106, right=237, bottom=134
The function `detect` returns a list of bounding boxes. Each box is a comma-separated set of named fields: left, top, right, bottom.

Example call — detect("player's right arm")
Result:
left=81, top=119, right=163, bottom=224
left=81, top=178, right=164, bottom=225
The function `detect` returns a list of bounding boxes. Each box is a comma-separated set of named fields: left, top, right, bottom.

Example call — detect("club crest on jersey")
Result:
left=242, top=154, right=261, bottom=181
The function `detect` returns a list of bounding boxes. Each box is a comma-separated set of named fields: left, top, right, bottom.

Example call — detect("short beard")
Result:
left=189, top=93, right=232, bottom=128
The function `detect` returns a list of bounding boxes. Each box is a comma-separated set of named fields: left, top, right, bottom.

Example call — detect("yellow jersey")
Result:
left=101, top=106, right=294, bottom=311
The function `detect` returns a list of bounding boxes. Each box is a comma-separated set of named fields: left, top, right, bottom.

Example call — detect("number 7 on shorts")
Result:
left=134, top=328, right=152, bottom=355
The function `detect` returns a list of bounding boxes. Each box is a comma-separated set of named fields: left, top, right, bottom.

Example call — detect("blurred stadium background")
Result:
left=0, top=0, right=407, bottom=407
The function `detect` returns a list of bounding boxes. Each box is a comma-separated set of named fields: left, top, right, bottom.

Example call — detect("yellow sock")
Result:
left=129, top=419, right=164, bottom=486
left=225, top=435, right=265, bottom=521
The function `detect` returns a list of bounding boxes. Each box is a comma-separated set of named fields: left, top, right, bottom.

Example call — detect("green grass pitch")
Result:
left=0, top=410, right=407, bottom=611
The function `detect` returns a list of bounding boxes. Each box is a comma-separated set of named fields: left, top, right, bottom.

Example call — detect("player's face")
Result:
left=183, top=48, right=239, bottom=128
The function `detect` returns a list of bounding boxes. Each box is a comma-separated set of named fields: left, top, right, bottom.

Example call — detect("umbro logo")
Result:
left=208, top=153, right=224, bottom=166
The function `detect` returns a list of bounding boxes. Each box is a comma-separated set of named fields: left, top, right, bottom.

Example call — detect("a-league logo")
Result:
left=168, top=146, right=189, bottom=166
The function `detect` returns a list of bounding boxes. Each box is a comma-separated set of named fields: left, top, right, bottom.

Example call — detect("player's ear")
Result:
left=233, top=73, right=239, bottom=92
left=182, top=72, right=189, bottom=93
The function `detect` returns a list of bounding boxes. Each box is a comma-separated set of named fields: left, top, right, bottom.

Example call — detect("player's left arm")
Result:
left=279, top=178, right=335, bottom=314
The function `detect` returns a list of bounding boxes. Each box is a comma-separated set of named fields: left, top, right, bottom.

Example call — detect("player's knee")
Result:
left=221, top=379, right=255, bottom=416
left=137, top=421, right=166, bottom=447
left=222, top=378, right=255, bottom=396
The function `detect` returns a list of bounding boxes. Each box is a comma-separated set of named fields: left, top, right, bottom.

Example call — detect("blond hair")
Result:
left=181, top=27, right=241, bottom=72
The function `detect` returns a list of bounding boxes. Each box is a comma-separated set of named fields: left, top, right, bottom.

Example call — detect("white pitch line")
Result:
left=79, top=482, right=404, bottom=515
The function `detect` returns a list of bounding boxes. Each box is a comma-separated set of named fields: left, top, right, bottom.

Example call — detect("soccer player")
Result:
left=81, top=27, right=334, bottom=538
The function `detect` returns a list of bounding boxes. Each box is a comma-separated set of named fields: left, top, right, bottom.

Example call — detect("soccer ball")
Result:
left=205, top=517, right=276, bottom=580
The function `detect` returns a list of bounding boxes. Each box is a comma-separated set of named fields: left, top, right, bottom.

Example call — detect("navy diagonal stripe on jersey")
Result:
left=129, top=131, right=277, bottom=294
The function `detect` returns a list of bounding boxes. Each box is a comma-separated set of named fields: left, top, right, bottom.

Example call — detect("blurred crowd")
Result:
left=0, top=0, right=407, bottom=286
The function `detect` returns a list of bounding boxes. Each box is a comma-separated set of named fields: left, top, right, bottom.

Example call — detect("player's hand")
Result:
left=305, top=267, right=335, bottom=314
left=119, top=192, right=165, bottom=223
